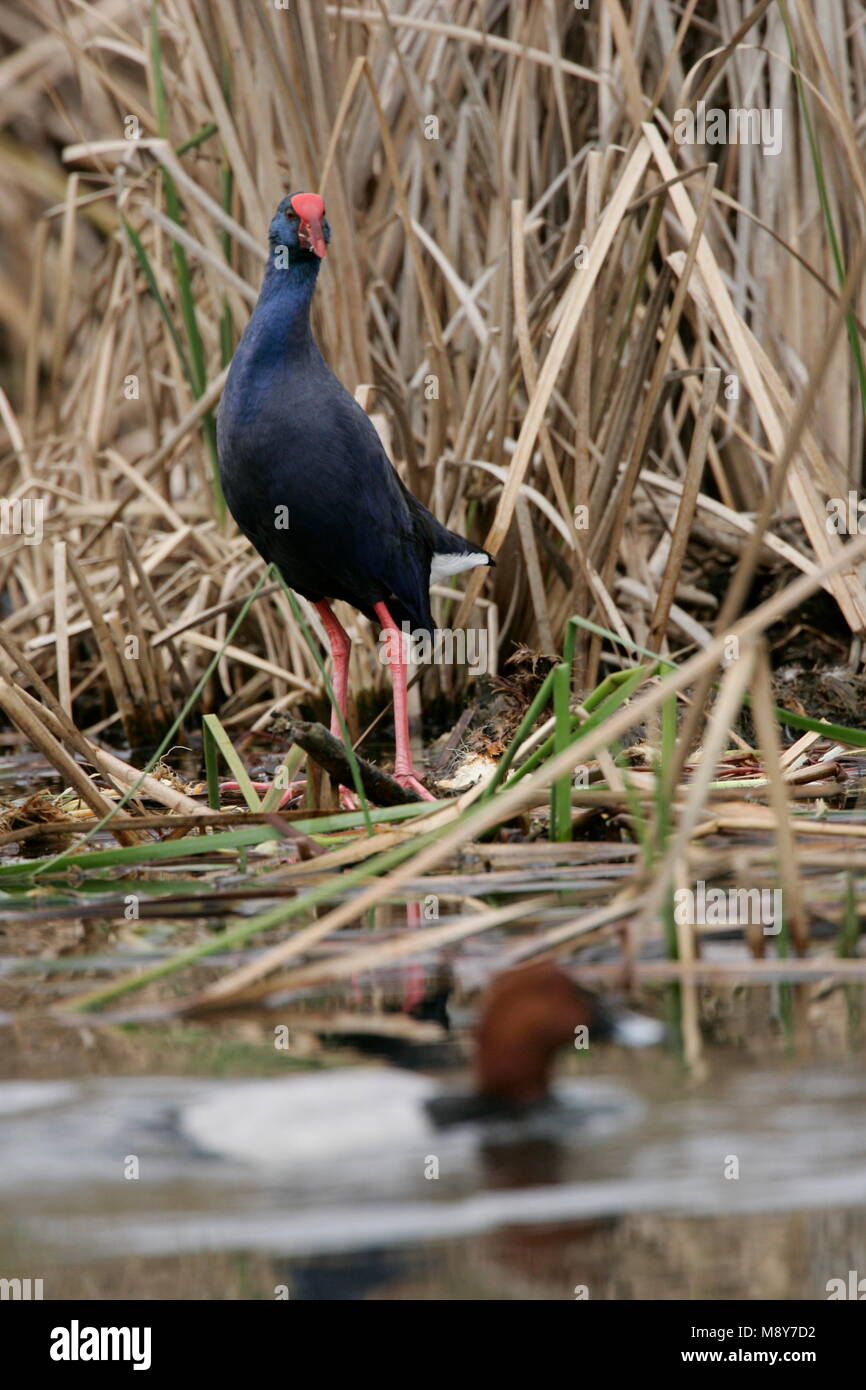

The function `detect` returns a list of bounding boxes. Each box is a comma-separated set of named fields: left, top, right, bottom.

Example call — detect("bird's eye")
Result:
left=287, top=211, right=297, bottom=221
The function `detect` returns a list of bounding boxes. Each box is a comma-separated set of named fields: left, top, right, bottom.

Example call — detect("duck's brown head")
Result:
left=473, top=962, right=660, bottom=1106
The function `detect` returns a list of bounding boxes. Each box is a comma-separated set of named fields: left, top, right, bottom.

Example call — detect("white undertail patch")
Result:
left=430, top=551, right=489, bottom=585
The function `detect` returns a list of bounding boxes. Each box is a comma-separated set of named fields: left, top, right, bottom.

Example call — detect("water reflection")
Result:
left=0, top=982, right=864, bottom=1298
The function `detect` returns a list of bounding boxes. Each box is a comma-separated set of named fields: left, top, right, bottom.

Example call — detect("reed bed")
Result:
left=1, top=0, right=865, bottom=1033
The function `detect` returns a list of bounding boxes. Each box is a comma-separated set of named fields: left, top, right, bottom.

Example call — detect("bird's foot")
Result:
left=393, top=769, right=437, bottom=801
left=219, top=779, right=303, bottom=810
left=337, top=787, right=359, bottom=812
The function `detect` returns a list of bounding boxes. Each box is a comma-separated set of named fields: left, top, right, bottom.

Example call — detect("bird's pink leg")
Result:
left=219, top=601, right=355, bottom=810
left=374, top=601, right=435, bottom=801
left=313, top=600, right=356, bottom=810
left=313, top=601, right=351, bottom=737
left=402, top=899, right=426, bottom=1010
left=219, top=778, right=304, bottom=809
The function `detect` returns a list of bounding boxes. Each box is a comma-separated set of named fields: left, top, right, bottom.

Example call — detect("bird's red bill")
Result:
left=291, top=192, right=327, bottom=258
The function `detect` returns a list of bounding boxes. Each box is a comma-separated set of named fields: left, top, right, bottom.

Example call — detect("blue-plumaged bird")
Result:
left=217, top=192, right=493, bottom=799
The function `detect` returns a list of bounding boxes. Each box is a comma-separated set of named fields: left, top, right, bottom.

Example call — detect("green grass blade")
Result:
left=764, top=705, right=866, bottom=748
left=504, top=663, right=652, bottom=791
left=479, top=666, right=556, bottom=802
left=203, top=719, right=220, bottom=810
left=260, top=745, right=305, bottom=813
left=550, top=662, right=572, bottom=841
left=0, top=800, right=444, bottom=884
left=175, top=122, right=218, bottom=156
left=63, top=807, right=466, bottom=1011
left=202, top=714, right=262, bottom=811
left=655, top=692, right=678, bottom=855
left=122, top=217, right=194, bottom=388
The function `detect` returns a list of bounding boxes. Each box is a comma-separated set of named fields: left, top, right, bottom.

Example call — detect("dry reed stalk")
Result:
left=748, top=642, right=808, bottom=953
left=173, top=529, right=866, bottom=1011
left=186, top=895, right=556, bottom=1010
left=647, top=368, right=720, bottom=649
left=0, top=679, right=145, bottom=845
left=0, top=3, right=865, bottom=979
left=51, top=539, right=72, bottom=716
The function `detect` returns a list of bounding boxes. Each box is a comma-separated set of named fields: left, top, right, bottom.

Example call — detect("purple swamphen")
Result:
left=217, top=192, right=493, bottom=800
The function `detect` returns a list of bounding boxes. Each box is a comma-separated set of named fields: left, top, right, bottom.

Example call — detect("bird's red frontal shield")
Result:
left=290, top=192, right=327, bottom=258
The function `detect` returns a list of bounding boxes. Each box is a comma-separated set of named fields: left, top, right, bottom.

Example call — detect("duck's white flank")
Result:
left=181, top=1068, right=437, bottom=1167
left=429, top=551, right=489, bottom=585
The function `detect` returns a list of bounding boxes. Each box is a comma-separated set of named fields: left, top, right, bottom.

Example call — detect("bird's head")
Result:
left=268, top=192, right=330, bottom=262
left=474, top=962, right=663, bottom=1105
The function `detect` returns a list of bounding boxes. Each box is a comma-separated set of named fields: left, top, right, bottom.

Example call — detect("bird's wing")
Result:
left=338, top=402, right=437, bottom=630
left=232, top=380, right=436, bottom=628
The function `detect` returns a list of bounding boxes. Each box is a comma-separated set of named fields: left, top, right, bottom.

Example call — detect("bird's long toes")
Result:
left=219, top=778, right=304, bottom=809
left=220, top=779, right=272, bottom=794
left=394, top=771, right=437, bottom=802
left=275, top=780, right=306, bottom=808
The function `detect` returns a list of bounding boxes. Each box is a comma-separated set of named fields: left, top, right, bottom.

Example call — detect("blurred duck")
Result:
left=181, top=963, right=663, bottom=1167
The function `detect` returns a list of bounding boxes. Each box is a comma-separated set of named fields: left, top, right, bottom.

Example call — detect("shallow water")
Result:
left=2, top=752, right=865, bottom=1299
left=1, top=998, right=865, bottom=1300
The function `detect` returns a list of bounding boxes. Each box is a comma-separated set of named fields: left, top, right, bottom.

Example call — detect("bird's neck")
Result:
left=474, top=1033, right=553, bottom=1106
left=250, top=250, right=321, bottom=361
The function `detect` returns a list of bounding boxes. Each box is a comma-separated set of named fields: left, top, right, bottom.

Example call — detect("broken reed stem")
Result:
left=648, top=368, right=720, bottom=649
left=11, top=683, right=208, bottom=821
left=285, top=719, right=422, bottom=806
left=0, top=680, right=146, bottom=846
